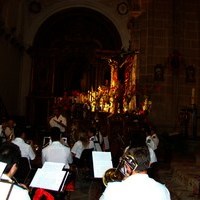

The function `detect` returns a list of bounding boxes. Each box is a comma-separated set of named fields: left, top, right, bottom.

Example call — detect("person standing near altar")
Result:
left=49, top=107, right=67, bottom=136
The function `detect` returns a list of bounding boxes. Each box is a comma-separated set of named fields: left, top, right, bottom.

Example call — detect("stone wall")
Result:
left=132, top=0, right=200, bottom=134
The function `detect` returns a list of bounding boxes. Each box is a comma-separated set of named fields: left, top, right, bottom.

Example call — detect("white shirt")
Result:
left=100, top=173, right=171, bottom=200
left=42, top=141, right=73, bottom=169
left=148, top=146, right=157, bottom=164
left=89, top=136, right=102, bottom=151
left=71, top=140, right=93, bottom=159
left=49, top=115, right=67, bottom=133
left=0, top=174, right=31, bottom=200
left=12, top=138, right=36, bottom=161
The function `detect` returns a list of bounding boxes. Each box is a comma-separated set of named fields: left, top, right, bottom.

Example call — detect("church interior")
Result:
left=0, top=0, right=200, bottom=199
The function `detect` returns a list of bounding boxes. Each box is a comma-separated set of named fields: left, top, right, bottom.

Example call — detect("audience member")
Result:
left=99, top=146, right=171, bottom=200
left=12, top=127, right=36, bottom=165
left=42, top=127, right=73, bottom=169
left=49, top=107, right=67, bottom=135
left=0, top=142, right=31, bottom=200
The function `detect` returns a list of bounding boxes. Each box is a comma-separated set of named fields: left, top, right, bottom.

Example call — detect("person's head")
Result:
left=53, top=108, right=61, bottom=117
left=14, top=127, right=26, bottom=139
left=50, top=127, right=61, bottom=141
left=88, top=127, right=96, bottom=138
left=0, top=142, right=21, bottom=177
left=79, top=131, right=89, bottom=147
left=7, top=119, right=16, bottom=128
left=118, top=146, right=150, bottom=177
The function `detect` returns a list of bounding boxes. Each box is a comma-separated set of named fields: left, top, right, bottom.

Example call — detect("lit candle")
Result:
left=191, top=88, right=195, bottom=104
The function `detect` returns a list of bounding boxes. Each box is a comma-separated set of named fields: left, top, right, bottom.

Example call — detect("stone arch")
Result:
left=24, top=1, right=130, bottom=49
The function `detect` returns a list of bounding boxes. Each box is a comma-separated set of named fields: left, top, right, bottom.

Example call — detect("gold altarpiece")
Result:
left=26, top=48, right=149, bottom=136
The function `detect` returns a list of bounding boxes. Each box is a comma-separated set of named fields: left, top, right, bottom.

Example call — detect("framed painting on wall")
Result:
left=154, top=64, right=164, bottom=81
left=186, top=65, right=195, bottom=83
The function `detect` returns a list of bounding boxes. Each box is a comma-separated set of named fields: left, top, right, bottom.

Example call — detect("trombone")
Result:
left=102, top=167, right=124, bottom=186
left=102, top=153, right=138, bottom=186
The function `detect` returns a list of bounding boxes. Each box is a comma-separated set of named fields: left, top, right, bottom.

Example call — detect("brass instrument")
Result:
left=102, top=153, right=138, bottom=186
left=102, top=168, right=124, bottom=186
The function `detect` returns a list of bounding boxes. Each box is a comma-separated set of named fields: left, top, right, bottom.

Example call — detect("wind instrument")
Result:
left=102, top=167, right=124, bottom=186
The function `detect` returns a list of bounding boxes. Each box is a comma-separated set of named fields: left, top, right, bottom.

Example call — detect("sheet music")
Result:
left=30, top=162, right=67, bottom=191
left=0, top=162, right=7, bottom=178
left=42, top=161, right=65, bottom=171
left=92, top=151, right=113, bottom=178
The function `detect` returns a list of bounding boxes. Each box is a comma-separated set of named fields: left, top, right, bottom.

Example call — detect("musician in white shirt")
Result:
left=42, top=127, right=73, bottom=169
left=12, top=127, right=36, bottom=164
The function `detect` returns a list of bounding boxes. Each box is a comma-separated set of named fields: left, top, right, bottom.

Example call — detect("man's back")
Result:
left=12, top=138, right=35, bottom=161
left=42, top=141, right=72, bottom=168
left=100, top=174, right=170, bottom=200
left=100, top=145, right=171, bottom=200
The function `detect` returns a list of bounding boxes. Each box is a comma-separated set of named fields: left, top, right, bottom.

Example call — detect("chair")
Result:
left=43, top=136, right=51, bottom=148
left=32, top=188, right=55, bottom=200
left=79, top=148, right=94, bottom=178
left=14, top=157, right=36, bottom=185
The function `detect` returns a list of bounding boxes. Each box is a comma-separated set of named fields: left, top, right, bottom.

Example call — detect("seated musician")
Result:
left=41, top=127, right=74, bottom=197
left=71, top=131, right=93, bottom=167
left=12, top=127, right=36, bottom=166
left=100, top=145, right=171, bottom=200
left=0, top=142, right=31, bottom=200
left=42, top=127, right=73, bottom=169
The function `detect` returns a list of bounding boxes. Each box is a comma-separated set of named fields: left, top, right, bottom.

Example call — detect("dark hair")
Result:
left=14, top=126, right=26, bottom=138
left=89, top=127, right=96, bottom=135
left=50, top=127, right=61, bottom=141
left=79, top=131, right=89, bottom=148
left=0, top=142, right=21, bottom=174
left=125, top=146, right=150, bottom=172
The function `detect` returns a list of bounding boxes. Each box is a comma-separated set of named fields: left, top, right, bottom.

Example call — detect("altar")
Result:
left=26, top=50, right=153, bottom=150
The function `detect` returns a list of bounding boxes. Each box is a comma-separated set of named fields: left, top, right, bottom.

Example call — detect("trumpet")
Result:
left=102, top=168, right=124, bottom=186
